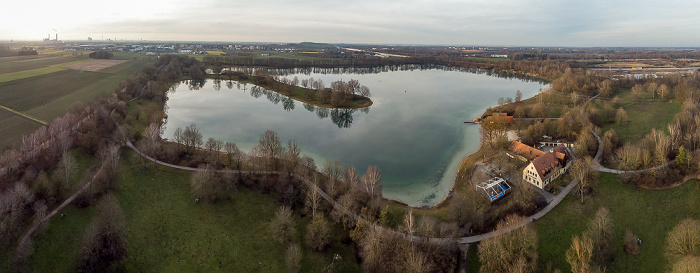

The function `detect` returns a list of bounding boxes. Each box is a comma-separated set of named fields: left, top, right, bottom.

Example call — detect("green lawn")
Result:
left=599, top=88, right=682, bottom=145
left=533, top=173, right=700, bottom=272
left=18, top=150, right=359, bottom=272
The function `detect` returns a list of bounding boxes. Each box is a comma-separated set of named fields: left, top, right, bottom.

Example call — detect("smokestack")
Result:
left=48, top=33, right=50, bottom=40
left=55, top=33, right=58, bottom=41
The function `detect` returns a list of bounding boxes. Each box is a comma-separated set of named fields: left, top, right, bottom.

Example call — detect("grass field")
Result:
left=598, top=88, right=682, bottom=145
left=18, top=150, right=360, bottom=272
left=534, top=174, right=700, bottom=272
left=466, top=174, right=700, bottom=272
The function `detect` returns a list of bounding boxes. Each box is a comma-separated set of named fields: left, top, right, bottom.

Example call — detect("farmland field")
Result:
left=0, top=116, right=42, bottom=144
left=0, top=55, right=151, bottom=145
left=62, top=59, right=129, bottom=71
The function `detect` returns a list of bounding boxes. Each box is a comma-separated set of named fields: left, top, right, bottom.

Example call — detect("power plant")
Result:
left=43, top=29, right=59, bottom=42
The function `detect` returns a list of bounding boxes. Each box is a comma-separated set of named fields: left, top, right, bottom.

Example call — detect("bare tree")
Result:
left=323, top=160, right=344, bottom=197
left=283, top=140, right=300, bottom=177
left=403, top=209, right=416, bottom=244
left=361, top=165, right=382, bottom=197
left=403, top=248, right=433, bottom=273
left=666, top=218, right=700, bottom=260
left=305, top=177, right=322, bottom=217
left=652, top=129, right=671, bottom=166
left=59, top=152, right=76, bottom=186
left=671, top=256, right=700, bottom=273
left=616, top=144, right=641, bottom=171
left=616, top=108, right=628, bottom=124
left=143, top=122, right=161, bottom=156
left=305, top=214, right=331, bottom=252
left=601, top=129, right=621, bottom=163
left=205, top=137, right=224, bottom=165
left=0, top=183, right=35, bottom=248
left=190, top=165, right=231, bottom=203
left=478, top=214, right=538, bottom=273
left=586, top=207, right=614, bottom=265
left=631, top=84, right=644, bottom=101
left=331, top=193, right=355, bottom=230
left=570, top=156, right=595, bottom=203
left=270, top=206, right=296, bottom=244
left=76, top=194, right=127, bottom=273
left=173, top=127, right=184, bottom=151
left=182, top=124, right=203, bottom=154
left=659, top=84, right=671, bottom=100
left=58, top=130, right=73, bottom=156
left=99, top=144, right=121, bottom=191
left=515, top=90, right=523, bottom=102
left=566, top=235, right=598, bottom=273
left=285, top=243, right=302, bottom=273
left=255, top=130, right=283, bottom=171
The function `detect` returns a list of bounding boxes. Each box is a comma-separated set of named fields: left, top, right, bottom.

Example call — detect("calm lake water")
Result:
left=163, top=66, right=545, bottom=206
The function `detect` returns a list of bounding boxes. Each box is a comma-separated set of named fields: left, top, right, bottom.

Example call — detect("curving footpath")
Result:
left=16, top=164, right=106, bottom=255
left=586, top=94, right=678, bottom=174
left=126, top=140, right=577, bottom=245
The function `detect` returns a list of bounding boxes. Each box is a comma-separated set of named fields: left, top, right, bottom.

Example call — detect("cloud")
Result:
left=2, top=0, right=699, bottom=46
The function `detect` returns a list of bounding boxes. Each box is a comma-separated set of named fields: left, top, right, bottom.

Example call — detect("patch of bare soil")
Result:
left=63, top=59, right=128, bottom=71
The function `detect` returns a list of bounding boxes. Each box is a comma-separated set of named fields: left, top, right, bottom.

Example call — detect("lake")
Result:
left=163, top=66, right=545, bottom=206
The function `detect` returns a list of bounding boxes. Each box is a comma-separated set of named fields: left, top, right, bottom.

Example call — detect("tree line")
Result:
left=1, top=54, right=207, bottom=270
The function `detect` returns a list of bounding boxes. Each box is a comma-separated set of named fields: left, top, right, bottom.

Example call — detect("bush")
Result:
left=624, top=230, right=640, bottom=255
left=88, top=50, right=114, bottom=59
left=305, top=214, right=331, bottom=252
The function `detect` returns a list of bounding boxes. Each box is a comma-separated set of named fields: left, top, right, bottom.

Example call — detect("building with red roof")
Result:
left=509, top=140, right=573, bottom=190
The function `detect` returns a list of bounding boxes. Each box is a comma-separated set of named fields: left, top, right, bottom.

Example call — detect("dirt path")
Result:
left=15, top=164, right=106, bottom=255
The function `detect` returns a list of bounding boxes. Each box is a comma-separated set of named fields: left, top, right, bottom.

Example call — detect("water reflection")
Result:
left=303, top=103, right=315, bottom=112
left=182, top=80, right=367, bottom=128
left=187, top=79, right=206, bottom=90
left=167, top=68, right=546, bottom=206
left=225, top=64, right=548, bottom=84
left=330, top=109, right=354, bottom=128
left=282, top=97, right=295, bottom=111
left=213, top=79, right=222, bottom=91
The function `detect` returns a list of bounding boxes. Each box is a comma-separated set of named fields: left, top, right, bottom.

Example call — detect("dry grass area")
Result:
left=62, top=59, right=129, bottom=71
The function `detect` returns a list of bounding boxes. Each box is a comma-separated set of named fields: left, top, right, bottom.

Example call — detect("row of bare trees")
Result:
left=2, top=54, right=208, bottom=270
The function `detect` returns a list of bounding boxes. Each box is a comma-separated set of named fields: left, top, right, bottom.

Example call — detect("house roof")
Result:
left=510, top=140, right=545, bottom=161
left=485, top=113, right=514, bottom=124
left=532, top=144, right=572, bottom=181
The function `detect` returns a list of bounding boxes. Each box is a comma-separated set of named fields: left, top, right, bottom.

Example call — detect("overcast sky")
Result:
left=2, top=0, right=699, bottom=46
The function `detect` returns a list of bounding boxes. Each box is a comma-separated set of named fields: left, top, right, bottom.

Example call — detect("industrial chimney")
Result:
left=55, top=33, right=58, bottom=41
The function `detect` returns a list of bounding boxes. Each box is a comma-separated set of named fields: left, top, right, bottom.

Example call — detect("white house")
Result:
left=509, top=141, right=573, bottom=190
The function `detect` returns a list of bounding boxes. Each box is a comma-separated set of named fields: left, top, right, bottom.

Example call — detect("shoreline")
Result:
left=205, top=73, right=373, bottom=110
